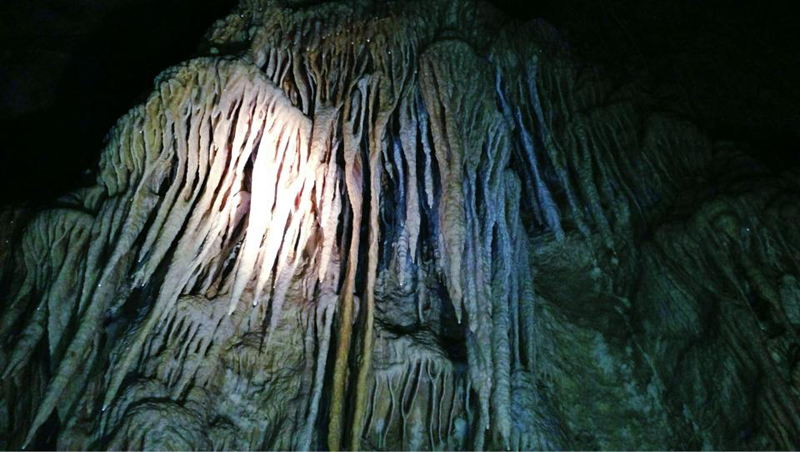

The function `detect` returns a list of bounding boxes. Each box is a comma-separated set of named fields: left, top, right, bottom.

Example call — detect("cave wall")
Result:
left=1, top=0, right=799, bottom=450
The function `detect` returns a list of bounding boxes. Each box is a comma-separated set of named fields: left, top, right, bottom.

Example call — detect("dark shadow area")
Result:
left=1, top=0, right=798, bottom=208
left=0, top=0, right=236, bottom=207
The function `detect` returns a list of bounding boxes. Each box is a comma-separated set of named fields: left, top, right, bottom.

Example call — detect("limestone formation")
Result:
left=1, top=0, right=799, bottom=450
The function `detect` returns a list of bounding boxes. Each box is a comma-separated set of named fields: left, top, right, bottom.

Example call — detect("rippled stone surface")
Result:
left=1, top=1, right=799, bottom=449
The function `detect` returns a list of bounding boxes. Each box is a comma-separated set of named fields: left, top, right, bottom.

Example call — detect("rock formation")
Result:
left=1, top=0, right=799, bottom=450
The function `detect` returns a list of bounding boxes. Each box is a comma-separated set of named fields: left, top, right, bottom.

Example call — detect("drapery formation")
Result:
left=2, top=0, right=800, bottom=450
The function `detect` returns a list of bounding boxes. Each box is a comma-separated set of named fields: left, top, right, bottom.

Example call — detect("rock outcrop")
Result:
left=1, top=0, right=799, bottom=449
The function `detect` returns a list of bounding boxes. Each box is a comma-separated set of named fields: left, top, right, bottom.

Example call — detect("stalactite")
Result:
left=328, top=75, right=369, bottom=452
left=3, top=1, right=798, bottom=450
left=418, top=42, right=468, bottom=326
left=490, top=185, right=513, bottom=449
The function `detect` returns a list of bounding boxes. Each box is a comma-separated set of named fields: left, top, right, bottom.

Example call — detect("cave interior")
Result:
left=1, top=0, right=799, bottom=450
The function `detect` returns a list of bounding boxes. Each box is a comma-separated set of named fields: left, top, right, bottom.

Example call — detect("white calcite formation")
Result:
left=1, top=1, right=800, bottom=450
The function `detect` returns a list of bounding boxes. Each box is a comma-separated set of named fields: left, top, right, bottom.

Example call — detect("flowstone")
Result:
left=1, top=0, right=799, bottom=450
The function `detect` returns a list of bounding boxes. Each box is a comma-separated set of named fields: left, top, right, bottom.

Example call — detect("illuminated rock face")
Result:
left=1, top=1, right=800, bottom=450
